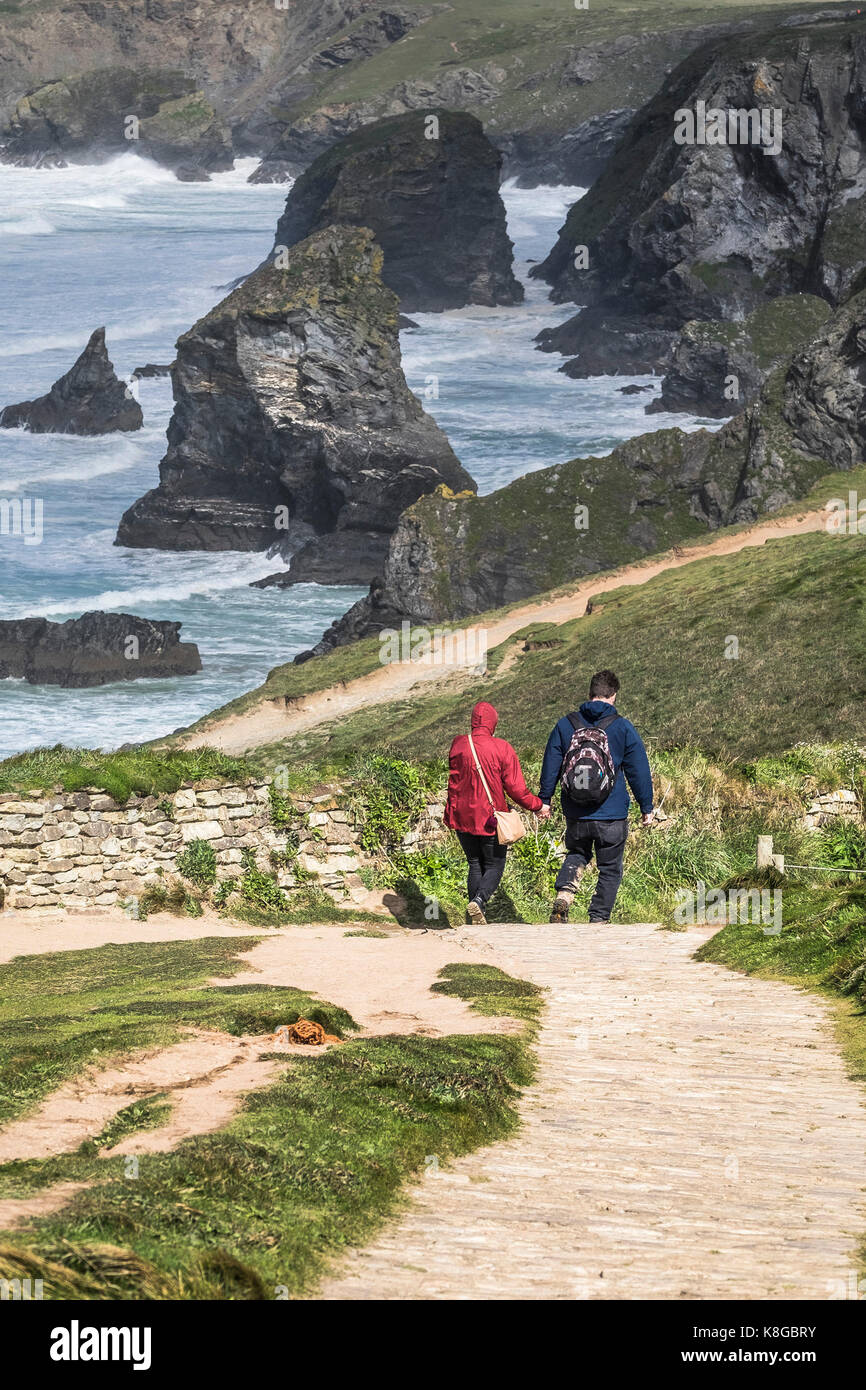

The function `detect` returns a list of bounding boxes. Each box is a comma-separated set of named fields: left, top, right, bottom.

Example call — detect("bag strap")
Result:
left=468, top=732, right=496, bottom=808
left=567, top=710, right=621, bottom=733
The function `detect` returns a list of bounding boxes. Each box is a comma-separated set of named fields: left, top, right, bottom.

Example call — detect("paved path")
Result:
left=318, top=923, right=866, bottom=1300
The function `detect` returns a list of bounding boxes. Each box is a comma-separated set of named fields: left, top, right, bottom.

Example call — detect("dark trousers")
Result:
left=555, top=817, right=628, bottom=921
left=456, top=830, right=508, bottom=907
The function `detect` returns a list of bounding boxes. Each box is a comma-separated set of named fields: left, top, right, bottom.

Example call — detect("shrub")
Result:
left=175, top=839, right=217, bottom=890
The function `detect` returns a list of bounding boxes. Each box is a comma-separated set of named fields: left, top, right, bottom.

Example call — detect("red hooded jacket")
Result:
left=444, top=701, right=542, bottom=836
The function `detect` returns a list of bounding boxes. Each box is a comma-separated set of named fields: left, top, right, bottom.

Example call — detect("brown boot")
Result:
left=467, top=899, right=487, bottom=925
left=549, top=894, right=572, bottom=924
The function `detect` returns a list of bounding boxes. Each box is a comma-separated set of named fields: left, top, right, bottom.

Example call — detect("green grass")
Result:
left=0, top=947, right=539, bottom=1300
left=248, top=528, right=866, bottom=768
left=286, top=0, right=815, bottom=143
left=0, top=936, right=356, bottom=1127
left=0, top=744, right=250, bottom=801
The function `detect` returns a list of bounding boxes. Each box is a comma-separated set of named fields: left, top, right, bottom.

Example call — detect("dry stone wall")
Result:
left=0, top=781, right=446, bottom=912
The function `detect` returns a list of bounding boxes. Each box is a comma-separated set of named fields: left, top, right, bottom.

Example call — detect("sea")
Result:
left=0, top=154, right=710, bottom=757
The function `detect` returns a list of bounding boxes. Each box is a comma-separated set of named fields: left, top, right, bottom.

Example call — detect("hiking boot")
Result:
left=466, top=900, right=487, bottom=925
left=549, top=894, right=572, bottom=924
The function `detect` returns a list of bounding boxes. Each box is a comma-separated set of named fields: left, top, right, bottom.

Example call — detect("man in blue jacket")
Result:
left=538, top=669, right=654, bottom=924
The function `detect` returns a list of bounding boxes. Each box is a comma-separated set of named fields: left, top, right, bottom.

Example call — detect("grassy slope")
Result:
left=293, top=0, right=816, bottom=139
left=248, top=529, right=866, bottom=768
left=0, top=943, right=541, bottom=1299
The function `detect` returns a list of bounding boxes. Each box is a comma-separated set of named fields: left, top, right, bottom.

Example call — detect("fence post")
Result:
left=757, top=835, right=774, bottom=869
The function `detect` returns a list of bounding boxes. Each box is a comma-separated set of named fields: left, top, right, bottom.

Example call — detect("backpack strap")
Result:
left=566, top=710, right=621, bottom=733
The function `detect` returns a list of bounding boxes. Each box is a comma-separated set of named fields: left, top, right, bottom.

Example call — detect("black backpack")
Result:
left=560, top=711, right=621, bottom=810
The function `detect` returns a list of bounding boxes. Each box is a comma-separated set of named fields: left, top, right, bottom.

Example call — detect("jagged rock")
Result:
left=0, top=329, right=142, bottom=435
left=132, top=363, right=174, bottom=379
left=313, top=286, right=866, bottom=641
left=533, top=14, right=866, bottom=368
left=647, top=295, right=832, bottom=418
left=252, top=533, right=390, bottom=589
left=270, top=110, right=522, bottom=313
left=619, top=384, right=654, bottom=396
left=0, top=613, right=201, bottom=688
left=536, top=309, right=677, bottom=378
left=116, top=226, right=473, bottom=577
left=0, top=70, right=232, bottom=179
left=496, top=110, right=637, bottom=188
left=726, top=287, right=866, bottom=519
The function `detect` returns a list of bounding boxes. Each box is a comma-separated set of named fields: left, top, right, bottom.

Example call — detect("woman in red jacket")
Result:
left=444, top=701, right=543, bottom=924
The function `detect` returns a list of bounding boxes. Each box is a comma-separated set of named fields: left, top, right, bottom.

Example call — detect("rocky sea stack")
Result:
left=0, top=328, right=142, bottom=435
left=272, top=110, right=523, bottom=313
left=116, top=225, right=473, bottom=582
left=0, top=613, right=201, bottom=688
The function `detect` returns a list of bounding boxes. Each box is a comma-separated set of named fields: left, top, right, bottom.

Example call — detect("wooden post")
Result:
left=757, top=835, right=774, bottom=869
left=772, top=852, right=785, bottom=875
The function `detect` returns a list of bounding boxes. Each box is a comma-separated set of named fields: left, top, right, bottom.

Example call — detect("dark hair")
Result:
left=589, top=669, right=620, bottom=700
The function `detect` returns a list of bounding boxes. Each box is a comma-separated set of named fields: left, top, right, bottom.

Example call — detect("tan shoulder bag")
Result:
left=467, top=733, right=526, bottom=845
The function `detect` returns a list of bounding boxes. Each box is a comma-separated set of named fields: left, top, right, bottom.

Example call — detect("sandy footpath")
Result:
left=0, top=910, right=515, bottom=1201
left=183, top=506, right=828, bottom=754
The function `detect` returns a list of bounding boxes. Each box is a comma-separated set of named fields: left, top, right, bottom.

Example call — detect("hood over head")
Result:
left=470, top=701, right=499, bottom=735
left=579, top=699, right=618, bottom=724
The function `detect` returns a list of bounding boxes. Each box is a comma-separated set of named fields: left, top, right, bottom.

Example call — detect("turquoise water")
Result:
left=0, top=158, right=708, bottom=756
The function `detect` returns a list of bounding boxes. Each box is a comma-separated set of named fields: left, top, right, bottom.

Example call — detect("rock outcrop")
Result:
left=0, top=613, right=201, bottom=688
left=533, top=14, right=866, bottom=372
left=271, top=111, right=522, bottom=313
left=0, top=329, right=142, bottom=435
left=646, top=295, right=832, bottom=418
left=0, top=70, right=232, bottom=179
left=309, top=286, right=866, bottom=645
left=116, top=226, right=473, bottom=580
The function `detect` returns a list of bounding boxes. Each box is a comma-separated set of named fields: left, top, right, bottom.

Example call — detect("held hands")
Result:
left=537, top=804, right=551, bottom=820
left=640, top=810, right=655, bottom=827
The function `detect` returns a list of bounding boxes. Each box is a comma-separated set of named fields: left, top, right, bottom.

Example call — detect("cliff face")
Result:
left=271, top=110, right=522, bottom=313
left=0, top=613, right=200, bottom=688
left=0, top=1, right=784, bottom=185
left=310, top=287, right=866, bottom=642
left=533, top=14, right=866, bottom=370
left=1, top=70, right=232, bottom=179
left=0, top=329, right=142, bottom=435
left=116, top=226, right=473, bottom=580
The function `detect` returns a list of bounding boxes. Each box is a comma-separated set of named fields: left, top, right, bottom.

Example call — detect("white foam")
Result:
left=29, top=551, right=285, bottom=618
left=0, top=213, right=56, bottom=237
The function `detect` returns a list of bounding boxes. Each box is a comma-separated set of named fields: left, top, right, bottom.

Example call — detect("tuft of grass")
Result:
left=0, top=745, right=250, bottom=801
left=433, top=963, right=544, bottom=1027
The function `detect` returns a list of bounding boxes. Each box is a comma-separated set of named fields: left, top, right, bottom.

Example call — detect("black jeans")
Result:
left=456, top=830, right=508, bottom=908
left=555, top=817, right=628, bottom=921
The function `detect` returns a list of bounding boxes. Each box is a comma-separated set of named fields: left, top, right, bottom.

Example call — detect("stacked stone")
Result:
left=803, top=790, right=862, bottom=831
left=0, top=781, right=450, bottom=911
left=291, top=791, right=361, bottom=892
left=400, top=802, right=446, bottom=851
left=0, top=781, right=274, bottom=911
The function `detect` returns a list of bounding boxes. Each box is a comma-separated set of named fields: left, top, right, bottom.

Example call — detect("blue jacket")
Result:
left=539, top=700, right=653, bottom=821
